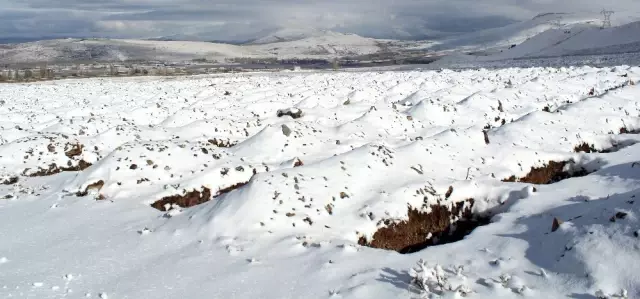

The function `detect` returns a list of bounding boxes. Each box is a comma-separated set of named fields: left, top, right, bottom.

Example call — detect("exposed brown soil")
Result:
left=208, top=138, right=236, bottom=148
left=551, top=217, right=563, bottom=232
left=502, top=160, right=590, bottom=185
left=445, top=186, right=454, bottom=199
left=620, top=127, right=640, bottom=134
left=76, top=180, right=105, bottom=197
left=150, top=181, right=249, bottom=211
left=152, top=187, right=212, bottom=211
left=64, top=143, right=83, bottom=158
left=1, top=176, right=18, bottom=185
left=358, top=199, right=490, bottom=254
left=28, top=160, right=93, bottom=177
left=216, top=181, right=249, bottom=196
left=573, top=142, right=598, bottom=153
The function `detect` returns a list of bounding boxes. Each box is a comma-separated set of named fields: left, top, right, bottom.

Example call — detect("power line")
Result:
left=601, top=9, right=614, bottom=28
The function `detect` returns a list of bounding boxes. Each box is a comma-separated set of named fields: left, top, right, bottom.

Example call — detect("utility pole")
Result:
left=601, top=9, right=614, bottom=29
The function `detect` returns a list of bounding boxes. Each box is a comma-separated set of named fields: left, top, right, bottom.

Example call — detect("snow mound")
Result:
left=1, top=67, right=640, bottom=299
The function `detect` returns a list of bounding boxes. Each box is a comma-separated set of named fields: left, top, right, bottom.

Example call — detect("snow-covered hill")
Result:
left=248, top=27, right=335, bottom=44
left=0, top=32, right=386, bottom=64
left=1, top=66, right=640, bottom=299
left=431, top=13, right=601, bottom=53
left=0, top=38, right=268, bottom=64
left=247, top=31, right=382, bottom=58
left=434, top=20, right=640, bottom=67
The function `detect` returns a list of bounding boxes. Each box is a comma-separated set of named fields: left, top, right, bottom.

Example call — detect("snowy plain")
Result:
left=1, top=65, right=640, bottom=299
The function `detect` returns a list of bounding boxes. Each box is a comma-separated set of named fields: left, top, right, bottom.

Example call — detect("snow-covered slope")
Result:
left=0, top=32, right=385, bottom=64
left=435, top=20, right=640, bottom=66
left=431, top=13, right=601, bottom=53
left=496, top=20, right=640, bottom=59
left=247, top=31, right=382, bottom=58
left=249, top=27, right=336, bottom=44
left=0, top=38, right=269, bottom=64
left=1, top=66, right=640, bottom=299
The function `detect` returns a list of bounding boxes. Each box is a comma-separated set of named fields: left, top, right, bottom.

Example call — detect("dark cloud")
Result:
left=2, top=0, right=639, bottom=41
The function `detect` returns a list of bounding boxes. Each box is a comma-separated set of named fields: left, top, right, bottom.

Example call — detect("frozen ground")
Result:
left=1, top=66, right=640, bottom=299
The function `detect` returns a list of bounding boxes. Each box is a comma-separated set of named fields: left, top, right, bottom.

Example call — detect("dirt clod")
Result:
left=277, top=108, right=303, bottom=119
left=208, top=138, right=236, bottom=148
left=76, top=180, right=105, bottom=197
left=64, top=143, right=83, bottom=158
left=552, top=217, right=563, bottom=232
left=445, top=186, right=453, bottom=199
left=1, top=176, right=19, bottom=185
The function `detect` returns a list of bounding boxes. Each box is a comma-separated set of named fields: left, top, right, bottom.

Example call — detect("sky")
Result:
left=2, top=0, right=640, bottom=42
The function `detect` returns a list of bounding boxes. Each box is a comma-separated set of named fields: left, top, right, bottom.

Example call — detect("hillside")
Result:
left=0, top=38, right=268, bottom=64
left=248, top=27, right=334, bottom=44
left=0, top=32, right=387, bottom=64
left=430, top=13, right=601, bottom=53
left=434, top=20, right=640, bottom=67
left=247, top=31, right=382, bottom=58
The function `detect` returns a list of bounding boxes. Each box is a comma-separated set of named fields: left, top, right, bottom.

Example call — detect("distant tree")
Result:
left=332, top=58, right=340, bottom=71
left=24, top=69, right=33, bottom=80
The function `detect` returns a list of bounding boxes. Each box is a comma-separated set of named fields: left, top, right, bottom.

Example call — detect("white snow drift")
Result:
left=0, top=66, right=640, bottom=299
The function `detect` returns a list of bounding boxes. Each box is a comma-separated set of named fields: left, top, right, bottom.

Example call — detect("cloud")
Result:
left=2, top=0, right=640, bottom=41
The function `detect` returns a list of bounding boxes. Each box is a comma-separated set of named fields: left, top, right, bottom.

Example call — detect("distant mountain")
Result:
left=0, top=34, right=390, bottom=64
left=247, top=28, right=340, bottom=44
left=245, top=31, right=384, bottom=58
left=0, top=38, right=265, bottom=64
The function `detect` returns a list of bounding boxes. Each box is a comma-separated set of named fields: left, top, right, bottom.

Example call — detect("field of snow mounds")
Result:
left=1, top=66, right=640, bottom=299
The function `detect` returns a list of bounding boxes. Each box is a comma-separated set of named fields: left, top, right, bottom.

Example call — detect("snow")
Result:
left=0, top=66, right=640, bottom=298
left=435, top=20, right=640, bottom=68
left=247, top=32, right=381, bottom=58
left=430, top=13, right=601, bottom=53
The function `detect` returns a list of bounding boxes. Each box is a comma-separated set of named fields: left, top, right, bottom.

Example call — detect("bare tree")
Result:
left=24, top=69, right=33, bottom=80
left=39, top=65, right=47, bottom=79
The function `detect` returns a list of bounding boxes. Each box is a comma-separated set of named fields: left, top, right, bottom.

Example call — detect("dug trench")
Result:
left=358, top=198, right=491, bottom=254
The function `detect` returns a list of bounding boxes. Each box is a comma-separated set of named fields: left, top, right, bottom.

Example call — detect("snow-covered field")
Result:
left=1, top=66, right=640, bottom=299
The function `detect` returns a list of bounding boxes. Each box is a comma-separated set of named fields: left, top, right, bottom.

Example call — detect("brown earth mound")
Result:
left=358, top=199, right=490, bottom=254
left=208, top=138, right=236, bottom=148
left=28, top=160, right=93, bottom=177
left=152, top=187, right=212, bottom=211
left=502, top=160, right=590, bottom=185
left=151, top=181, right=249, bottom=211
left=1, top=176, right=19, bottom=185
